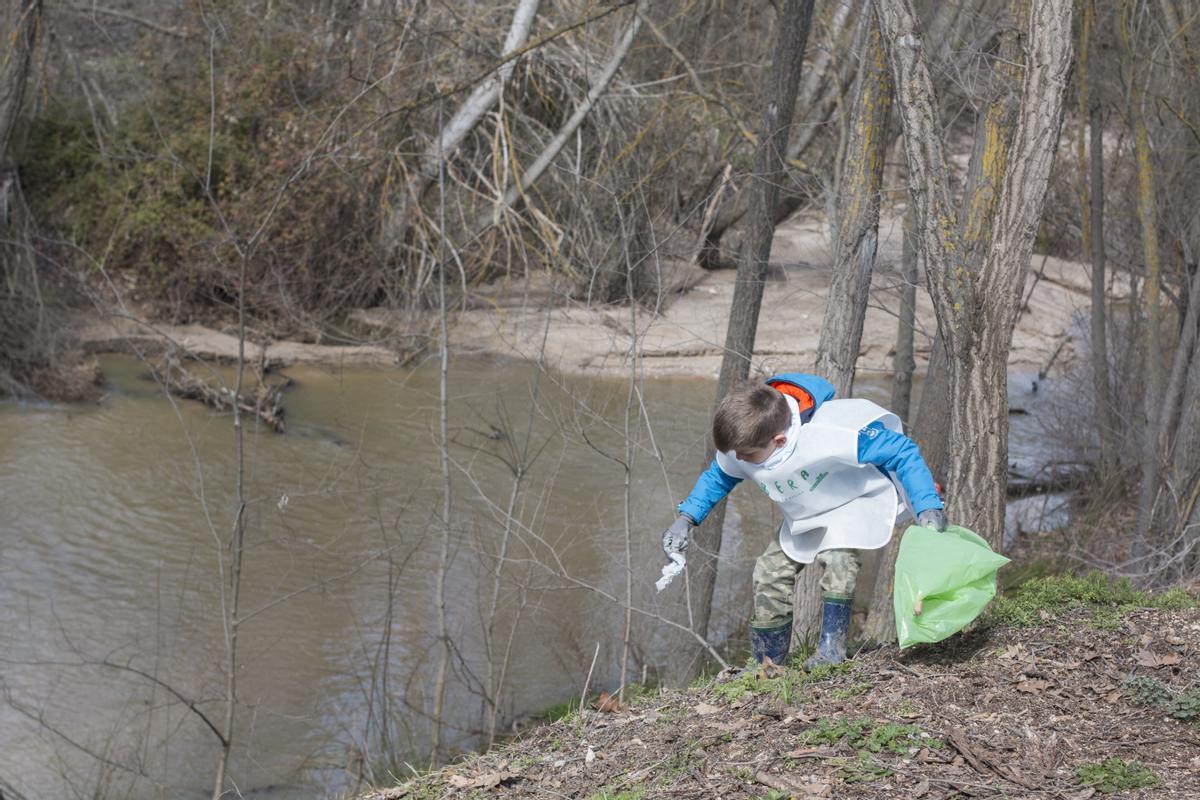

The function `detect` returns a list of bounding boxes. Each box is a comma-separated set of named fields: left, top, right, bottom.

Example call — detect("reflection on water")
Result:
left=0, top=355, right=780, bottom=798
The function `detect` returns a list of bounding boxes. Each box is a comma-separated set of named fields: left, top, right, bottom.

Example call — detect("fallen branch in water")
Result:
left=159, top=354, right=289, bottom=433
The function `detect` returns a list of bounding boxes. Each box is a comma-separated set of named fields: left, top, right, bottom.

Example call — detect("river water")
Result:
left=0, top=355, right=1070, bottom=798
left=1, top=355, right=783, bottom=798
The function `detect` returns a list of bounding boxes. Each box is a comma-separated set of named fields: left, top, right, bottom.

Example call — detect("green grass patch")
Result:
left=831, top=681, right=871, bottom=700
left=712, top=664, right=804, bottom=704
left=711, top=659, right=854, bottom=705
left=986, top=572, right=1198, bottom=627
left=796, top=716, right=940, bottom=755
left=534, top=697, right=581, bottom=723
left=532, top=683, right=654, bottom=724
left=1075, top=757, right=1159, bottom=793
left=998, top=557, right=1067, bottom=593
left=797, top=716, right=871, bottom=747
left=835, top=752, right=894, bottom=783
left=804, top=661, right=854, bottom=682
left=1123, top=676, right=1200, bottom=722
left=711, top=661, right=770, bottom=703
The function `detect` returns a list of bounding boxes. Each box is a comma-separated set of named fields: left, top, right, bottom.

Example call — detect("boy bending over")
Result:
left=661, top=373, right=946, bottom=668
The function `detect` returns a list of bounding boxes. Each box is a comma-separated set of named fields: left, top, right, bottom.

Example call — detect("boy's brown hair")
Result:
left=712, top=381, right=790, bottom=452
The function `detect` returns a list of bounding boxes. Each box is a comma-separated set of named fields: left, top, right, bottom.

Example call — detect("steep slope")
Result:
left=363, top=601, right=1199, bottom=799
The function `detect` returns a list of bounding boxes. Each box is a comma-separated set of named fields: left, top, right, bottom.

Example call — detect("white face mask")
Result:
left=758, top=398, right=803, bottom=470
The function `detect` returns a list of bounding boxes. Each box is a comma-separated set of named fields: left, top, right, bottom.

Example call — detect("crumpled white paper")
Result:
left=655, top=552, right=686, bottom=592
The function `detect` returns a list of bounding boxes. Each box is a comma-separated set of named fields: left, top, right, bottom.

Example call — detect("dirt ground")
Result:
left=364, top=607, right=1199, bottom=799
left=77, top=212, right=1103, bottom=379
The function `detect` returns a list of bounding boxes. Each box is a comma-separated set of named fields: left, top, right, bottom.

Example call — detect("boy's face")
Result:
left=734, top=432, right=788, bottom=464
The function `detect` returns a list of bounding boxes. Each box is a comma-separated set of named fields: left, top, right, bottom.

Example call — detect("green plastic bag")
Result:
left=893, top=524, right=1010, bottom=648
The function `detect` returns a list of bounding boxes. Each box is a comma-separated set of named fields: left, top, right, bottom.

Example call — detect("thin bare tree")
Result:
left=0, top=0, right=44, bottom=397
left=890, top=207, right=919, bottom=423
left=798, top=14, right=894, bottom=640
left=688, top=0, right=815, bottom=672
left=1123, top=0, right=1165, bottom=548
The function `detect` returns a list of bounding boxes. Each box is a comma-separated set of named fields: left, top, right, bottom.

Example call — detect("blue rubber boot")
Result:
left=750, top=616, right=792, bottom=665
left=804, top=596, right=852, bottom=670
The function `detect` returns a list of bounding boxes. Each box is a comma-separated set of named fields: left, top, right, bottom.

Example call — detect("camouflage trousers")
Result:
left=751, top=538, right=862, bottom=626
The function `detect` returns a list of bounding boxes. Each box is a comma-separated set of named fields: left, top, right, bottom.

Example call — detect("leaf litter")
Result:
left=362, top=606, right=1200, bottom=799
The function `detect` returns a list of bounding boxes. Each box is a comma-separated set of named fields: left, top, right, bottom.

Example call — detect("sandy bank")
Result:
left=79, top=212, right=1098, bottom=378
left=78, top=317, right=399, bottom=367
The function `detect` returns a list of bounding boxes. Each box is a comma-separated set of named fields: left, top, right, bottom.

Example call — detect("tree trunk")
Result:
left=795, top=1, right=853, bottom=121
left=876, top=0, right=1074, bottom=550
left=429, top=141, right=454, bottom=765
left=1164, top=332, right=1200, bottom=548
left=787, top=5, right=864, bottom=162
left=890, top=207, right=919, bottom=422
left=863, top=207, right=920, bottom=644
left=1089, top=104, right=1116, bottom=467
left=946, top=0, right=1074, bottom=549
left=866, top=0, right=1025, bottom=636
left=699, top=7, right=862, bottom=268
left=0, top=0, right=40, bottom=158
left=0, top=0, right=43, bottom=398
left=1160, top=254, right=1200, bottom=454
left=863, top=0, right=1035, bottom=641
left=801, top=16, right=892, bottom=641
left=684, top=0, right=815, bottom=677
left=814, top=18, right=893, bottom=394
left=1130, top=67, right=1164, bottom=548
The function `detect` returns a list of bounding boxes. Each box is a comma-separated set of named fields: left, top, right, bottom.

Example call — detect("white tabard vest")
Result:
left=716, top=396, right=911, bottom=563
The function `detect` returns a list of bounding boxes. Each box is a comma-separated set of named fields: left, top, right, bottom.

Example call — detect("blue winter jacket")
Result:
left=677, top=372, right=943, bottom=524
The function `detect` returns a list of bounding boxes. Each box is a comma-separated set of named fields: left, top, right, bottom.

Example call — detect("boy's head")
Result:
left=713, top=381, right=791, bottom=463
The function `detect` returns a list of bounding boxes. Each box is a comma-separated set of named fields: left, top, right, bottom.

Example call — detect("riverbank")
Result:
left=362, top=579, right=1200, bottom=799
left=75, top=213, right=1101, bottom=380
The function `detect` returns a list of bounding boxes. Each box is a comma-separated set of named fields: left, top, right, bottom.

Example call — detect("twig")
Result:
left=64, top=4, right=192, bottom=39
left=580, top=642, right=601, bottom=716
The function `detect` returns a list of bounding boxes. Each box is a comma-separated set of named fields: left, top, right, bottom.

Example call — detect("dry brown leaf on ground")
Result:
left=1000, top=644, right=1026, bottom=661
left=782, top=745, right=829, bottom=758
left=758, top=656, right=785, bottom=678
left=695, top=702, right=722, bottom=715
left=1016, top=678, right=1051, bottom=693
left=446, top=770, right=517, bottom=789
left=709, top=718, right=749, bottom=733
left=369, top=788, right=408, bottom=800
left=593, top=691, right=626, bottom=713
left=755, top=771, right=830, bottom=796
left=1135, top=649, right=1182, bottom=668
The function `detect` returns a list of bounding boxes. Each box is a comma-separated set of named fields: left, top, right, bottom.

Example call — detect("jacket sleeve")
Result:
left=856, top=422, right=943, bottom=514
left=677, top=458, right=743, bottom=524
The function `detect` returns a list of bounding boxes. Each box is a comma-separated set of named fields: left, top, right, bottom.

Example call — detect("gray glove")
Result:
left=661, top=514, right=695, bottom=555
left=917, top=508, right=947, bottom=532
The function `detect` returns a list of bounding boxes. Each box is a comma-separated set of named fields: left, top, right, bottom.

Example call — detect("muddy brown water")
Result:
left=0, top=355, right=1066, bottom=798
